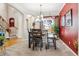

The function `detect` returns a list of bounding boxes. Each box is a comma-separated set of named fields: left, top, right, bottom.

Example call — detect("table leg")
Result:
left=53, top=39, right=56, bottom=50
left=28, top=32, right=31, bottom=48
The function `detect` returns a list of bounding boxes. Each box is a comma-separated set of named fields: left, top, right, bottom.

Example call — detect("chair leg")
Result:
left=45, top=44, right=49, bottom=50
left=46, top=39, right=50, bottom=50
left=40, top=46, right=42, bottom=51
left=40, top=41, right=43, bottom=51
left=32, top=42, right=35, bottom=50
left=29, top=33, right=31, bottom=48
left=53, top=39, right=56, bottom=50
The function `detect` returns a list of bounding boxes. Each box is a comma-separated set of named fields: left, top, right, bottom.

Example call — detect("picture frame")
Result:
left=65, top=9, right=72, bottom=26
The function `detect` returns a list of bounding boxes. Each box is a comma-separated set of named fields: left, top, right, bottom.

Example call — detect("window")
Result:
left=61, top=16, right=65, bottom=26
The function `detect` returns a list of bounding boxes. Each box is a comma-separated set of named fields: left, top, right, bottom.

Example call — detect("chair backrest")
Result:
left=47, top=33, right=54, bottom=37
left=32, top=29, right=42, bottom=38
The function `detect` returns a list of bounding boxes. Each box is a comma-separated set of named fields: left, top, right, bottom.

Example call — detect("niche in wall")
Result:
left=7, top=4, right=24, bottom=38
left=9, top=17, right=15, bottom=27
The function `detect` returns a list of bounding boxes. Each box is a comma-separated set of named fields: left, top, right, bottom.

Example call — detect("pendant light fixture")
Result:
left=40, top=4, right=43, bottom=20
left=39, top=4, right=43, bottom=29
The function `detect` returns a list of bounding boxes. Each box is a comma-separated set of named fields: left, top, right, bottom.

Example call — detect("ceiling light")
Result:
left=26, top=15, right=32, bottom=18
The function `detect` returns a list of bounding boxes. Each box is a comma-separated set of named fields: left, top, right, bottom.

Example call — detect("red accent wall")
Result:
left=59, top=3, right=78, bottom=54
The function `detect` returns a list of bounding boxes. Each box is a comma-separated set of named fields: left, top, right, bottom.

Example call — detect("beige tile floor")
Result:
left=0, top=39, right=75, bottom=56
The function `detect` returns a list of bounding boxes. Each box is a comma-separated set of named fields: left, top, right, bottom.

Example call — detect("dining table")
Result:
left=28, top=29, right=58, bottom=50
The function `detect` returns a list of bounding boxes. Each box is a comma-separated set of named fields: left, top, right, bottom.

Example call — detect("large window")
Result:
left=42, top=18, right=55, bottom=30
left=65, top=9, right=72, bottom=26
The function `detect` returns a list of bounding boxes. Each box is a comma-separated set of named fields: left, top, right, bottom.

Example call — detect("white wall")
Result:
left=0, top=3, right=8, bottom=32
left=0, top=3, right=29, bottom=40
left=23, top=15, right=28, bottom=39
left=17, top=12, right=24, bottom=38
left=22, top=15, right=35, bottom=40
left=7, top=4, right=24, bottom=39
left=0, top=3, right=8, bottom=21
left=28, top=16, right=35, bottom=30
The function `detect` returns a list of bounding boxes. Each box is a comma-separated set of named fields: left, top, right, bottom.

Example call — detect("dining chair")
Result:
left=46, top=32, right=57, bottom=50
left=32, top=29, right=43, bottom=50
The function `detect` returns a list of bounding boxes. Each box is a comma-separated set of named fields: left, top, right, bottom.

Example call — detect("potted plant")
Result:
left=54, top=24, right=59, bottom=34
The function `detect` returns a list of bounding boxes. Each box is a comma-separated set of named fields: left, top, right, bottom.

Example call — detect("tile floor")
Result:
left=0, top=39, right=75, bottom=56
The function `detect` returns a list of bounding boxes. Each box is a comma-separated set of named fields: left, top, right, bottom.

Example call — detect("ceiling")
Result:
left=9, top=3, right=65, bottom=16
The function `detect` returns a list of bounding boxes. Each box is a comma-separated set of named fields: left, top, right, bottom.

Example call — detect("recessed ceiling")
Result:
left=9, top=3, right=65, bottom=16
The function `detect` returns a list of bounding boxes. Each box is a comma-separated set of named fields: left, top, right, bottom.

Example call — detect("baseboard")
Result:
left=60, top=39, right=77, bottom=56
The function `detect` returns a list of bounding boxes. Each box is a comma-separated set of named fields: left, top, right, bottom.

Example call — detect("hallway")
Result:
left=0, top=3, right=78, bottom=56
